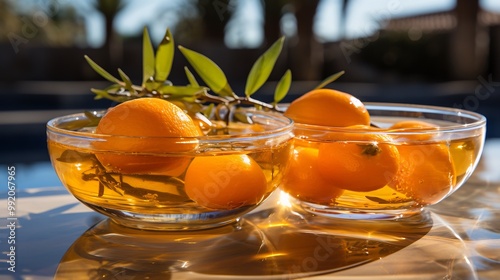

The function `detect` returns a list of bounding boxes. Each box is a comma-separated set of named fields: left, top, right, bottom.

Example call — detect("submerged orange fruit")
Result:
left=184, top=154, right=267, bottom=210
left=389, top=143, right=456, bottom=205
left=389, top=120, right=438, bottom=141
left=282, top=146, right=343, bottom=204
left=284, top=89, right=370, bottom=127
left=389, top=120, right=438, bottom=130
left=94, top=98, right=202, bottom=175
left=317, top=131, right=400, bottom=192
left=387, top=120, right=456, bottom=204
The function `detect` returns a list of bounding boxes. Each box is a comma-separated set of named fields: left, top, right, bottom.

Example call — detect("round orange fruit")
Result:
left=94, top=98, right=202, bottom=175
left=317, top=131, right=400, bottom=192
left=389, top=143, right=456, bottom=205
left=281, top=146, right=343, bottom=204
left=389, top=120, right=438, bottom=141
left=284, top=89, right=370, bottom=127
left=184, top=154, right=267, bottom=209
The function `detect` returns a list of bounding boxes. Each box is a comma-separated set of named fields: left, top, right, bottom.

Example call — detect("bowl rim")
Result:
left=290, top=102, right=487, bottom=135
left=46, top=107, right=294, bottom=142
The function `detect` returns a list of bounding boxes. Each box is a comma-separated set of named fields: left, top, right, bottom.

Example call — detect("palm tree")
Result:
left=173, top=0, right=235, bottom=44
left=94, top=0, right=124, bottom=50
left=450, top=0, right=482, bottom=79
left=91, top=0, right=124, bottom=66
left=288, top=0, right=321, bottom=80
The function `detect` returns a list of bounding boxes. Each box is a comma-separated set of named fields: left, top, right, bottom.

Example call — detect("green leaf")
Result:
left=157, top=85, right=205, bottom=97
left=91, top=88, right=128, bottom=102
left=202, top=103, right=214, bottom=117
left=245, top=37, right=285, bottom=97
left=314, top=70, right=345, bottom=90
left=273, top=69, right=291, bottom=104
left=154, top=28, right=175, bottom=82
left=84, top=111, right=101, bottom=122
left=234, top=111, right=253, bottom=124
left=144, top=78, right=162, bottom=92
left=117, top=68, right=135, bottom=93
left=91, top=88, right=111, bottom=99
left=184, top=66, right=199, bottom=87
left=84, top=55, right=120, bottom=84
left=178, top=46, right=233, bottom=97
left=142, top=27, right=155, bottom=85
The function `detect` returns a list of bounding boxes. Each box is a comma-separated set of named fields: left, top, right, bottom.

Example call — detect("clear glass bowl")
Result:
left=47, top=107, right=293, bottom=230
left=280, top=102, right=486, bottom=220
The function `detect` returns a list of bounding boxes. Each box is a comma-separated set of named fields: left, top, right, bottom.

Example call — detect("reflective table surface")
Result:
left=1, top=139, right=500, bottom=280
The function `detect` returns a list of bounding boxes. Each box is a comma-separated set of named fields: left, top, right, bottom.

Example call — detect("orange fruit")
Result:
left=94, top=98, right=202, bottom=175
left=282, top=146, right=343, bottom=204
left=387, top=120, right=456, bottom=204
left=389, top=120, right=438, bottom=141
left=389, top=143, right=456, bottom=205
left=389, top=120, right=437, bottom=130
left=317, top=132, right=400, bottom=192
left=184, top=154, right=267, bottom=209
left=284, top=89, right=370, bottom=127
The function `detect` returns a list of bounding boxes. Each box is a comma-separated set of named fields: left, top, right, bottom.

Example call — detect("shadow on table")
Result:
left=54, top=206, right=433, bottom=279
left=0, top=203, right=104, bottom=277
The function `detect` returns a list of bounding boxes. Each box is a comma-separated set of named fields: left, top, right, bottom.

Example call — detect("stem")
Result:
left=99, top=86, right=285, bottom=121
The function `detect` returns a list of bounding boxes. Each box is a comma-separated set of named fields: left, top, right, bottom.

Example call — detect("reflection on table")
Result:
left=55, top=203, right=434, bottom=279
left=1, top=139, right=500, bottom=279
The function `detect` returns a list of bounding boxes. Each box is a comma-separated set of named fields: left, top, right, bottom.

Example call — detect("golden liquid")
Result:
left=48, top=138, right=292, bottom=217
left=284, top=136, right=483, bottom=212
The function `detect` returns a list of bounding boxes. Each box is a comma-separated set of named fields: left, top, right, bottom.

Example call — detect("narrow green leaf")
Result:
left=157, top=85, right=205, bottom=97
left=178, top=46, right=233, bottom=97
left=314, top=70, right=345, bottom=90
left=234, top=111, right=253, bottom=124
left=90, top=88, right=110, bottom=98
left=117, top=68, right=135, bottom=93
left=202, top=103, right=214, bottom=118
left=144, top=78, right=162, bottom=92
left=91, top=88, right=128, bottom=102
left=84, top=55, right=120, bottom=83
left=84, top=111, right=101, bottom=121
left=142, top=27, right=155, bottom=85
left=184, top=66, right=199, bottom=87
left=245, top=37, right=285, bottom=97
left=155, top=28, right=175, bottom=82
left=83, top=111, right=102, bottom=127
left=273, top=69, right=292, bottom=104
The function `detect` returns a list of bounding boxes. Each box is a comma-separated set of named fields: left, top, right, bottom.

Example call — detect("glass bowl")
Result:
left=47, top=107, right=293, bottom=230
left=280, top=102, right=486, bottom=220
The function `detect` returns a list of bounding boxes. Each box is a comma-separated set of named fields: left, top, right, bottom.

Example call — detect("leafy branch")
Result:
left=85, top=28, right=293, bottom=121
left=57, top=150, right=189, bottom=202
left=85, top=27, right=345, bottom=122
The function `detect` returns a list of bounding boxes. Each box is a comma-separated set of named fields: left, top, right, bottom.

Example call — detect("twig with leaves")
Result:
left=85, top=27, right=344, bottom=122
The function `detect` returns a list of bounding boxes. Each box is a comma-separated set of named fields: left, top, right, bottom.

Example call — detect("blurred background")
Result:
left=1, top=0, right=500, bottom=165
